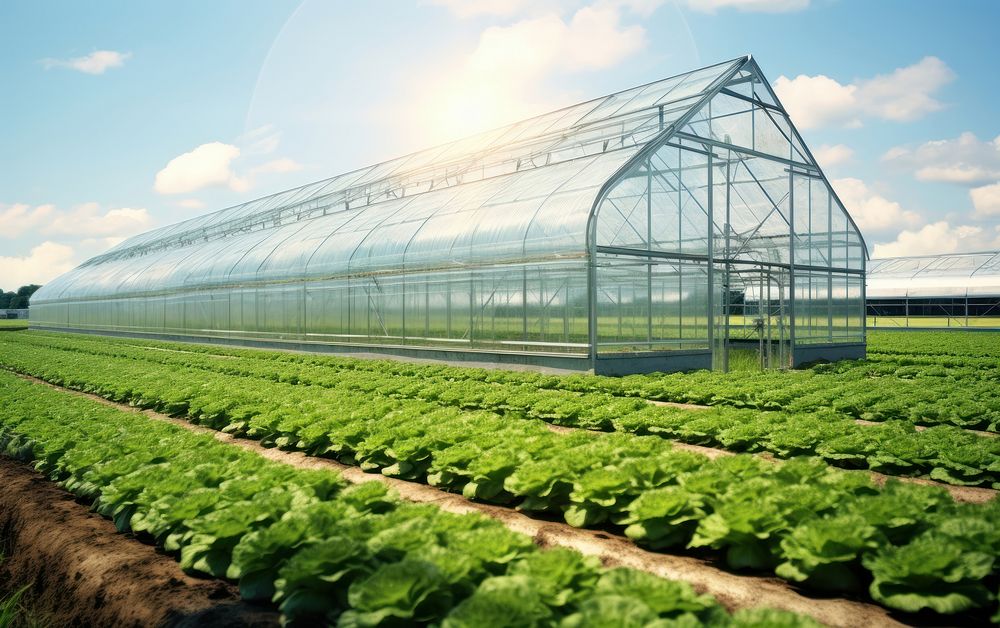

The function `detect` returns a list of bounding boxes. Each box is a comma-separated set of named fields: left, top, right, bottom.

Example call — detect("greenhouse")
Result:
left=867, top=251, right=1000, bottom=329
left=31, top=55, right=867, bottom=374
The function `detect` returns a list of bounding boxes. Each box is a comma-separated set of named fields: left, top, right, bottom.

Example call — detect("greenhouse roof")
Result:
left=868, top=251, right=1000, bottom=297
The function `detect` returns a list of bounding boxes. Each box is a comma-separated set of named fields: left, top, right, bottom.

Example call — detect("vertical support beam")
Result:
left=707, top=151, right=715, bottom=366
left=587, top=213, right=598, bottom=371
left=522, top=267, right=528, bottom=340
left=647, top=157, right=653, bottom=347
left=827, top=193, right=833, bottom=341
left=677, top=146, right=683, bottom=340
left=788, top=170, right=796, bottom=366
left=723, top=153, right=731, bottom=372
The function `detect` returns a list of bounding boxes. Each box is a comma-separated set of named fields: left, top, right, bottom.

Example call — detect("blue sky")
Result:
left=2, top=0, right=999, bottom=288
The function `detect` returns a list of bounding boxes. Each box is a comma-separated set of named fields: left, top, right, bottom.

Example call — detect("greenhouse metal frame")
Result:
left=867, top=251, right=1000, bottom=329
left=31, top=55, right=867, bottom=374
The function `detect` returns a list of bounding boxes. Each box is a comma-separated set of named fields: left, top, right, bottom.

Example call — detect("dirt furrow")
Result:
left=0, top=458, right=278, bottom=628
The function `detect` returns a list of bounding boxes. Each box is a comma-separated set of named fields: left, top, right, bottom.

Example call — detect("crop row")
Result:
left=0, top=370, right=821, bottom=627
left=7, top=333, right=998, bottom=487
left=28, top=329, right=1000, bottom=433
left=867, top=330, right=1000, bottom=359
left=1, top=337, right=997, bottom=616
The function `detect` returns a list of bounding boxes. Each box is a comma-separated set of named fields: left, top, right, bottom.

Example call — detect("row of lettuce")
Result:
left=25, top=328, right=1000, bottom=433
left=0, top=337, right=997, bottom=617
left=868, top=330, right=1000, bottom=359
left=0, top=371, right=816, bottom=627
left=6, top=332, right=996, bottom=488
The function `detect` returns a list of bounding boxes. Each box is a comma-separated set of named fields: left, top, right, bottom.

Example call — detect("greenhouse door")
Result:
left=719, top=265, right=790, bottom=371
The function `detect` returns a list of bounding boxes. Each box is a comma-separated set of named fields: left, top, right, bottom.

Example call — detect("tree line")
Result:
left=1, top=285, right=41, bottom=309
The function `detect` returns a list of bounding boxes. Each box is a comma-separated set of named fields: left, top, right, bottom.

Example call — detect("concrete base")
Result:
left=792, top=342, right=866, bottom=367
left=29, top=325, right=594, bottom=373
left=595, top=350, right=711, bottom=375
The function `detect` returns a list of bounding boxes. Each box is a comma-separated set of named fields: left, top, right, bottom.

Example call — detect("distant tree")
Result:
left=17, top=284, right=40, bottom=298
left=0, top=285, right=41, bottom=309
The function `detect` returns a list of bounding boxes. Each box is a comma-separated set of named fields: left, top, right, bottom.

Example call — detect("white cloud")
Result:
left=178, top=198, right=206, bottom=210
left=0, top=203, right=56, bottom=238
left=684, top=0, right=809, bottom=13
left=41, top=50, right=131, bottom=75
left=882, top=132, right=1000, bottom=185
left=774, top=57, right=955, bottom=130
left=831, top=178, right=920, bottom=233
left=812, top=144, right=853, bottom=168
left=43, top=202, right=151, bottom=238
left=0, top=241, right=77, bottom=287
left=153, top=142, right=246, bottom=195
left=154, top=133, right=303, bottom=196
left=772, top=74, right=857, bottom=130
left=469, top=6, right=645, bottom=76
left=970, top=182, right=1000, bottom=217
left=417, top=2, right=650, bottom=142
left=873, top=221, right=1000, bottom=258
left=0, top=202, right=150, bottom=240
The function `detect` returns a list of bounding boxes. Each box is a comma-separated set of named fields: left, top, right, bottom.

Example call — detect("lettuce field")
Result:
left=0, top=329, right=996, bottom=627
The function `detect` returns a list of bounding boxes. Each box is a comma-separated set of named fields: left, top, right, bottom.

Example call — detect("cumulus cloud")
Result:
left=0, top=203, right=56, bottom=238
left=0, top=241, right=77, bottom=287
left=468, top=5, right=646, bottom=77
left=831, top=178, right=920, bottom=233
left=873, top=221, right=1000, bottom=258
left=0, top=202, right=150, bottom=240
left=970, top=182, right=1000, bottom=217
left=417, top=2, right=652, bottom=142
left=153, top=142, right=248, bottom=195
left=812, top=144, right=853, bottom=168
left=43, top=202, right=151, bottom=238
left=154, top=136, right=303, bottom=196
left=882, top=132, right=1000, bottom=185
left=41, top=50, right=131, bottom=75
left=774, top=57, right=955, bottom=130
left=684, top=0, right=809, bottom=13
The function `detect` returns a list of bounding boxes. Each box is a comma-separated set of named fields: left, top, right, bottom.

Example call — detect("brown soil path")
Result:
left=0, top=458, right=279, bottom=628
left=14, top=373, right=907, bottom=628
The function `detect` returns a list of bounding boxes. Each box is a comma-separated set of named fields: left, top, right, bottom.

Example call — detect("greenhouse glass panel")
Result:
left=32, top=55, right=867, bottom=374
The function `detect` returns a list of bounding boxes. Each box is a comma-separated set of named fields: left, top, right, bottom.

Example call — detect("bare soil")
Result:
left=14, top=375, right=910, bottom=628
left=0, top=458, right=279, bottom=628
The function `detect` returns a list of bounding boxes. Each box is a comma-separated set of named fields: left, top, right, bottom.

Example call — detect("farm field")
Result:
left=0, top=328, right=997, bottom=626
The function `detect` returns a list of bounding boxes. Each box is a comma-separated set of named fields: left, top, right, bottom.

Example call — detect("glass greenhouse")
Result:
left=31, top=55, right=867, bottom=374
left=867, top=251, right=1000, bottom=328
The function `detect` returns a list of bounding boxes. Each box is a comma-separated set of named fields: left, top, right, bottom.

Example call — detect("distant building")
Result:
left=867, top=251, right=1000, bottom=328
